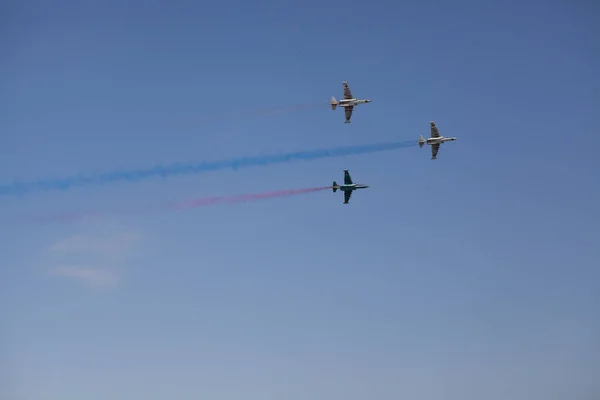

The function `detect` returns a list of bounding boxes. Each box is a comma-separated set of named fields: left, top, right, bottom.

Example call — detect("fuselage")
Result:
left=338, top=183, right=369, bottom=191
left=338, top=98, right=371, bottom=107
left=426, top=136, right=456, bottom=144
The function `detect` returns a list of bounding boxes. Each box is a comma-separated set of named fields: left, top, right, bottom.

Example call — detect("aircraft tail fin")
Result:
left=418, top=135, right=425, bottom=148
left=332, top=181, right=338, bottom=192
left=330, top=96, right=338, bottom=110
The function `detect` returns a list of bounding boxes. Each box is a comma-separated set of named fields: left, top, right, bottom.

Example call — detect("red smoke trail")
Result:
left=33, top=186, right=332, bottom=224
left=168, top=186, right=332, bottom=211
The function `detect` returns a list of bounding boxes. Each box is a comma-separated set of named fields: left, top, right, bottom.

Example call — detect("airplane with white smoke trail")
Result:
left=330, top=81, right=372, bottom=124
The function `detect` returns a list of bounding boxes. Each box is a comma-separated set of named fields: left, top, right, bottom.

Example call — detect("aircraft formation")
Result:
left=329, top=81, right=457, bottom=204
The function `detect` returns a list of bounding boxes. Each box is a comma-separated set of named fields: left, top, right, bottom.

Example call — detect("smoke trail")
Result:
left=33, top=186, right=332, bottom=224
left=1, top=140, right=416, bottom=196
left=195, top=102, right=326, bottom=123
left=169, top=186, right=332, bottom=210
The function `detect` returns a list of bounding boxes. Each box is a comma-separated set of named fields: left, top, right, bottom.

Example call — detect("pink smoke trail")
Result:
left=33, top=186, right=332, bottom=224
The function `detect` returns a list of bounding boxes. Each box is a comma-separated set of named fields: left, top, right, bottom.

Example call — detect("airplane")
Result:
left=332, top=169, right=369, bottom=204
left=330, top=81, right=371, bottom=123
left=418, top=121, right=457, bottom=160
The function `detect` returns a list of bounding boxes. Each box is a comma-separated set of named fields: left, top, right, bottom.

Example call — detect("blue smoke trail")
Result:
left=0, top=140, right=417, bottom=196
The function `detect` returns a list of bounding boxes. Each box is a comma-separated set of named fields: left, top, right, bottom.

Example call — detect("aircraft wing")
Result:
left=344, top=106, right=353, bottom=123
left=430, top=121, right=440, bottom=138
left=431, top=143, right=440, bottom=159
left=344, top=190, right=352, bottom=204
left=343, top=81, right=353, bottom=99
left=344, top=169, right=353, bottom=184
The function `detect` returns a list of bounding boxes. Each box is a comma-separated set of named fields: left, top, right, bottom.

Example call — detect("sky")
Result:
left=1, top=0, right=599, bottom=399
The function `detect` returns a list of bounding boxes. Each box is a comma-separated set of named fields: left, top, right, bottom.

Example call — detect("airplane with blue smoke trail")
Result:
left=330, top=81, right=371, bottom=124
left=417, top=121, right=457, bottom=160
left=332, top=169, right=369, bottom=204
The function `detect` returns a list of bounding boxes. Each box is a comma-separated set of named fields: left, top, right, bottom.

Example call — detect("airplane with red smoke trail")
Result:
left=332, top=169, right=369, bottom=204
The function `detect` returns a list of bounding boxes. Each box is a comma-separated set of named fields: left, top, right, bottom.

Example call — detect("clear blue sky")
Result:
left=1, top=0, right=599, bottom=399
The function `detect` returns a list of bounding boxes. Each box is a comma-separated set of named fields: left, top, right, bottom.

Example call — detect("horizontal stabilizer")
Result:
left=332, top=181, right=338, bottom=192
left=418, top=135, right=425, bottom=148
left=330, top=96, right=338, bottom=110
